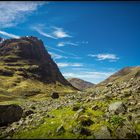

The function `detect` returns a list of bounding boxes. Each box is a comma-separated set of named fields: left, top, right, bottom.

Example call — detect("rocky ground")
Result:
left=0, top=37, right=139, bottom=139
left=0, top=76, right=140, bottom=139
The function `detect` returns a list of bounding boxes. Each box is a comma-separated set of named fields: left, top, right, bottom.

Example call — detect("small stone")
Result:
left=91, top=105, right=99, bottom=110
left=31, top=106, right=36, bottom=110
left=56, top=125, right=65, bottom=135
left=106, top=82, right=113, bottom=87
left=23, top=110, right=34, bottom=118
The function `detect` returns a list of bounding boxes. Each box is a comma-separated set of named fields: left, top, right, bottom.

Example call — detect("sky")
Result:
left=0, top=1, right=140, bottom=84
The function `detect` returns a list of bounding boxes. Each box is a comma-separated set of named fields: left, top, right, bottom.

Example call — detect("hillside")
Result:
left=0, top=36, right=75, bottom=100
left=101, top=66, right=140, bottom=84
left=0, top=66, right=140, bottom=139
left=67, top=78, right=94, bottom=90
left=87, top=66, right=140, bottom=91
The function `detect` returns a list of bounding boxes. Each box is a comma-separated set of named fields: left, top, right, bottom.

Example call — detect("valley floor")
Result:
left=0, top=85, right=140, bottom=139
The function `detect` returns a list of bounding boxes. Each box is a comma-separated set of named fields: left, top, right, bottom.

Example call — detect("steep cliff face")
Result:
left=0, top=36, right=71, bottom=85
left=0, top=36, right=75, bottom=98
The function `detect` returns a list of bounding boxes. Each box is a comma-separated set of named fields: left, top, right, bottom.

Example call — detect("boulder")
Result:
left=80, top=118, right=94, bottom=126
left=79, top=127, right=92, bottom=136
left=0, top=104, right=23, bottom=127
left=72, top=126, right=92, bottom=136
left=108, top=101, right=126, bottom=114
left=51, top=92, right=59, bottom=99
left=116, top=122, right=137, bottom=139
left=94, top=126, right=112, bottom=139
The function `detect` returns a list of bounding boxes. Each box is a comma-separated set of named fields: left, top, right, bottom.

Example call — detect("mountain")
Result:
left=101, top=66, right=140, bottom=84
left=0, top=36, right=75, bottom=100
left=87, top=66, right=140, bottom=90
left=86, top=66, right=140, bottom=103
left=0, top=65, right=140, bottom=139
left=67, top=78, right=94, bottom=90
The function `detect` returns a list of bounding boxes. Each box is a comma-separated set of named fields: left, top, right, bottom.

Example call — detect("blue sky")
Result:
left=0, top=1, right=140, bottom=84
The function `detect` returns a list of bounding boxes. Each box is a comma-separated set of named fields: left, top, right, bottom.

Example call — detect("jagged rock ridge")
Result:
left=0, top=36, right=72, bottom=85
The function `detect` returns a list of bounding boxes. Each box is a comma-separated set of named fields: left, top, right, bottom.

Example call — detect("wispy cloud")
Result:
left=0, top=1, right=45, bottom=28
left=63, top=71, right=114, bottom=84
left=57, top=41, right=78, bottom=47
left=46, top=45, right=79, bottom=58
left=57, top=62, right=83, bottom=68
left=81, top=41, right=88, bottom=44
left=48, top=51, right=68, bottom=60
left=32, top=24, right=57, bottom=39
left=0, top=30, right=20, bottom=38
left=32, top=24, right=71, bottom=39
left=57, top=40, right=88, bottom=47
left=88, top=53, right=119, bottom=61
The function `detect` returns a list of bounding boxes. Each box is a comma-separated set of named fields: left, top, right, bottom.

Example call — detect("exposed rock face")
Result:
left=67, top=78, right=94, bottom=90
left=0, top=104, right=23, bottom=126
left=0, top=36, right=75, bottom=98
left=0, top=36, right=72, bottom=85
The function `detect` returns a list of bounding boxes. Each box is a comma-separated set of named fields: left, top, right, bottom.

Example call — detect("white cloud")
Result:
left=57, top=62, right=83, bottom=68
left=32, top=24, right=57, bottom=39
left=63, top=71, right=114, bottom=84
left=57, top=42, right=65, bottom=47
left=32, top=24, right=71, bottom=39
left=57, top=41, right=78, bottom=47
left=0, top=1, right=45, bottom=28
left=0, top=30, right=20, bottom=38
left=52, top=27, right=71, bottom=38
left=48, top=51, right=68, bottom=60
left=88, top=53, right=119, bottom=61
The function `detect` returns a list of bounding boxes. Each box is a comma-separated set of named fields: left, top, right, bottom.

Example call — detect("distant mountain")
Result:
left=67, top=78, right=95, bottom=90
left=0, top=36, right=75, bottom=100
left=87, top=66, right=140, bottom=92
left=99, top=66, right=140, bottom=85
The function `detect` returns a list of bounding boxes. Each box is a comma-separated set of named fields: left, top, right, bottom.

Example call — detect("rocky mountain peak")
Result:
left=0, top=36, right=74, bottom=95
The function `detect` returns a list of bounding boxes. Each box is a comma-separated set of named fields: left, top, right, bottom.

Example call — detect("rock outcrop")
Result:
left=0, top=36, right=72, bottom=85
left=0, top=36, right=75, bottom=98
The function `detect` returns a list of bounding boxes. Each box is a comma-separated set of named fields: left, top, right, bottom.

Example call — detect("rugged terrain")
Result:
left=0, top=36, right=75, bottom=101
left=67, top=78, right=94, bottom=90
left=0, top=37, right=140, bottom=139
